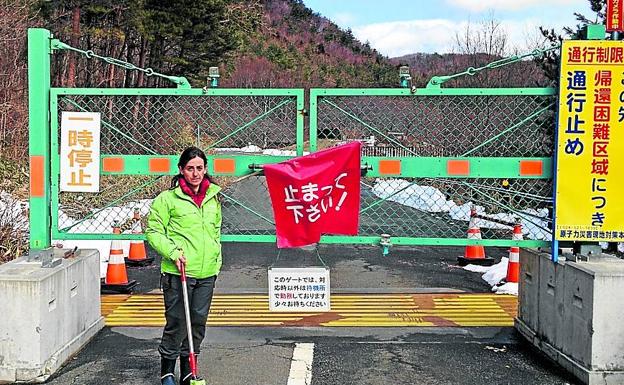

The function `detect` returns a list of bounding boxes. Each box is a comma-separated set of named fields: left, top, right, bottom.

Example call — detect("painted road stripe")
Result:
left=102, top=293, right=517, bottom=327
left=108, top=309, right=510, bottom=315
left=287, top=343, right=314, bottom=385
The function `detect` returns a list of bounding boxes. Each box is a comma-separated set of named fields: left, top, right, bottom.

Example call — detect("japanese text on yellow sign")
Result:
left=555, top=40, right=624, bottom=241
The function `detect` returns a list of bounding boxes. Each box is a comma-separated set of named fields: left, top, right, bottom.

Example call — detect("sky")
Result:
left=302, top=0, right=595, bottom=57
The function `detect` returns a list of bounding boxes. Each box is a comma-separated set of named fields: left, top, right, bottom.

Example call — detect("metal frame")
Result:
left=28, top=29, right=52, bottom=249
left=49, top=87, right=305, bottom=243
left=310, top=87, right=556, bottom=248
left=29, top=27, right=557, bottom=249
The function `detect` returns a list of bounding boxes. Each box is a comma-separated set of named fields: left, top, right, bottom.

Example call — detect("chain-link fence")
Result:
left=53, top=92, right=301, bottom=238
left=315, top=95, right=554, bottom=157
left=52, top=90, right=554, bottom=245
left=313, top=92, right=554, bottom=243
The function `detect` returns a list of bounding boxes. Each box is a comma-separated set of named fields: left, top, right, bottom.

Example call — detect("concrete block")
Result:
left=0, top=249, right=104, bottom=383
left=538, top=254, right=566, bottom=350
left=517, top=249, right=540, bottom=332
left=516, top=252, right=624, bottom=384
left=562, top=258, right=624, bottom=372
left=560, top=261, right=595, bottom=367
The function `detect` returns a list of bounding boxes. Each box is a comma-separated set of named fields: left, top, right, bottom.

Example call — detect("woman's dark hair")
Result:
left=170, top=146, right=216, bottom=189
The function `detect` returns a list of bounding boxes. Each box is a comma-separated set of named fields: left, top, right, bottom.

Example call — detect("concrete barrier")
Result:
left=0, top=249, right=104, bottom=383
left=516, top=250, right=624, bottom=385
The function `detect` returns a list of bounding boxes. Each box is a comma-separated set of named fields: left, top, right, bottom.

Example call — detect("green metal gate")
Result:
left=28, top=28, right=554, bottom=250
left=310, top=88, right=554, bottom=248
left=50, top=87, right=304, bottom=245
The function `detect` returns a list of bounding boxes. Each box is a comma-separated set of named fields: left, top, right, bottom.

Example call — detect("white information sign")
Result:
left=268, top=267, right=330, bottom=312
left=60, top=111, right=101, bottom=192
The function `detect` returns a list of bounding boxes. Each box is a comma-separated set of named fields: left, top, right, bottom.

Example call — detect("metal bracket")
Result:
left=27, top=247, right=62, bottom=268
left=248, top=163, right=373, bottom=176
left=172, top=76, right=191, bottom=89
left=576, top=244, right=603, bottom=262
left=379, top=234, right=392, bottom=256
left=361, top=163, right=372, bottom=176
left=63, top=246, right=81, bottom=259
left=50, top=38, right=70, bottom=51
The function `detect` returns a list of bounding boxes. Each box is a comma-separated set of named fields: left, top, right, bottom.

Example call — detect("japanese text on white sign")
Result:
left=60, top=112, right=101, bottom=192
left=268, top=268, right=330, bottom=312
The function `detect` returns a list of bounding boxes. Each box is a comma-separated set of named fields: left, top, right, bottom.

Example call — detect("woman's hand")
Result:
left=175, top=255, right=186, bottom=272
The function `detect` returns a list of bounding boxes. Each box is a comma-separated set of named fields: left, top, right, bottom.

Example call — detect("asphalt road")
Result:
left=27, top=244, right=580, bottom=385
left=127, top=243, right=510, bottom=295
left=39, top=326, right=578, bottom=385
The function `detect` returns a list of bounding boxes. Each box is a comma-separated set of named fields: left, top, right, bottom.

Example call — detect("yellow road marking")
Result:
left=102, top=293, right=517, bottom=327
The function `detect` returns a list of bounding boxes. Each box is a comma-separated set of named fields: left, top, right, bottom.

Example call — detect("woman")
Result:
left=146, top=146, right=222, bottom=385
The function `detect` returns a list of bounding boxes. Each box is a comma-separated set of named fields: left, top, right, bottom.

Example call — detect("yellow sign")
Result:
left=555, top=40, right=624, bottom=241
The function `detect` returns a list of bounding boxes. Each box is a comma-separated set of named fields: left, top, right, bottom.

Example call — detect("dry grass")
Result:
left=0, top=194, right=28, bottom=264
left=0, top=156, right=29, bottom=264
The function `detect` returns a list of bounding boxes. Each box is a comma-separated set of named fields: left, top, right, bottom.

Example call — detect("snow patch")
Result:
left=482, top=257, right=509, bottom=287
left=493, top=282, right=518, bottom=295
left=372, top=179, right=550, bottom=240
left=215, top=146, right=309, bottom=157
left=58, top=199, right=152, bottom=234
left=0, top=191, right=29, bottom=232
left=463, top=256, right=518, bottom=295
left=462, top=264, right=491, bottom=273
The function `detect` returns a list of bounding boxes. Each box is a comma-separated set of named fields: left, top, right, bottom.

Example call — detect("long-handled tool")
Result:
left=179, top=264, right=206, bottom=385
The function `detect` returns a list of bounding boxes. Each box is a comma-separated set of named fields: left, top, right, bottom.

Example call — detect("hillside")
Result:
left=222, top=0, right=550, bottom=90
left=220, top=0, right=398, bottom=88
left=392, top=52, right=550, bottom=88
left=223, top=1, right=548, bottom=89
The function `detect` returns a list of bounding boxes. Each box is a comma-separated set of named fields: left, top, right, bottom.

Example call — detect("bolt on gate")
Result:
left=28, top=28, right=556, bottom=250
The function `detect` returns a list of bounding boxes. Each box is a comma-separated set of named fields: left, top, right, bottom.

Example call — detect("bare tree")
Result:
left=448, top=13, right=548, bottom=88
left=0, top=0, right=38, bottom=163
left=454, top=15, right=508, bottom=57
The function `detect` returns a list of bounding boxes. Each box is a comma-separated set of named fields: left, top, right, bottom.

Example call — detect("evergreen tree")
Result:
left=536, top=0, right=607, bottom=86
left=36, top=0, right=256, bottom=87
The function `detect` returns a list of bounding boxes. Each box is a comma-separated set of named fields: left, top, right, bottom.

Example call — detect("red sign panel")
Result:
left=607, top=0, right=624, bottom=32
left=263, top=142, right=361, bottom=248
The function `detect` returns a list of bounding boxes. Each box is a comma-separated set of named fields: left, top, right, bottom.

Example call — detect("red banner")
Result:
left=263, top=142, right=361, bottom=248
left=607, top=0, right=624, bottom=32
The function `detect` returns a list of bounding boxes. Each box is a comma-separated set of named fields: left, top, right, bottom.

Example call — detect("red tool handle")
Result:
left=180, top=263, right=187, bottom=282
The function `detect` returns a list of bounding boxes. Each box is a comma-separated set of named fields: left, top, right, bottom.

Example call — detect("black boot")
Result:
left=180, top=355, right=191, bottom=385
left=160, top=357, right=177, bottom=385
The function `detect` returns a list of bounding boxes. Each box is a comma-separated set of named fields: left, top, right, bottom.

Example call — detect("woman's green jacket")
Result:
left=146, top=184, right=222, bottom=278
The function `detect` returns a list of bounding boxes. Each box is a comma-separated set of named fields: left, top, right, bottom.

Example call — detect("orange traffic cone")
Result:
left=458, top=206, right=494, bottom=266
left=505, top=221, right=522, bottom=283
left=126, top=208, right=154, bottom=267
left=101, top=221, right=137, bottom=294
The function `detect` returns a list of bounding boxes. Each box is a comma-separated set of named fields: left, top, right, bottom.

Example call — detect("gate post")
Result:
left=27, top=28, right=52, bottom=249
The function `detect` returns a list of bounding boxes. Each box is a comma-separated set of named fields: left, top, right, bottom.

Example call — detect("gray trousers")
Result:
left=158, top=273, right=216, bottom=360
